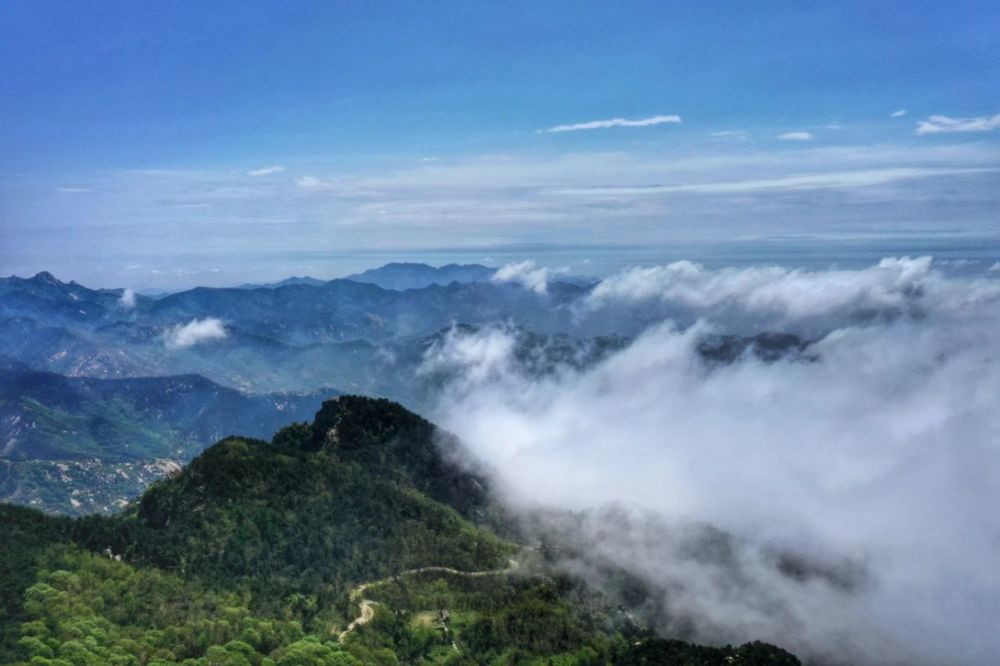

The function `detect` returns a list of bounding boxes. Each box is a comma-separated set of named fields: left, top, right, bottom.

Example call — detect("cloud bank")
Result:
left=581, top=256, right=986, bottom=327
left=428, top=258, right=1000, bottom=665
left=163, top=317, right=228, bottom=349
left=543, top=114, right=682, bottom=133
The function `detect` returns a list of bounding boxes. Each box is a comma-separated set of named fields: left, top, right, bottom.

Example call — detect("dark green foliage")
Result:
left=308, top=397, right=492, bottom=519
left=617, top=637, right=801, bottom=665
left=0, top=504, right=72, bottom=654
left=62, top=398, right=510, bottom=621
left=270, top=422, right=313, bottom=452
left=12, top=545, right=307, bottom=664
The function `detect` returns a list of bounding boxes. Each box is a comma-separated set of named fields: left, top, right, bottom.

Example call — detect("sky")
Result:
left=1, top=1, right=998, bottom=288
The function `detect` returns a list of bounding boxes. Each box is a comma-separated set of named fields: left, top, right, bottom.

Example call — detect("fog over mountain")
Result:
left=3, top=256, right=1000, bottom=662
left=426, top=258, right=1000, bottom=665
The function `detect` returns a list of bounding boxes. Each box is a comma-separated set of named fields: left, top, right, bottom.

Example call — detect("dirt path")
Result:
left=338, top=558, right=519, bottom=643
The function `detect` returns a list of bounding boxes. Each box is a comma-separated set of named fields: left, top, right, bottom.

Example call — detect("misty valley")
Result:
left=2, top=257, right=998, bottom=665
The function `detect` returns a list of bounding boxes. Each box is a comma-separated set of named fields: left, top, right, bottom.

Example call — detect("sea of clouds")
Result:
left=425, top=257, right=1000, bottom=665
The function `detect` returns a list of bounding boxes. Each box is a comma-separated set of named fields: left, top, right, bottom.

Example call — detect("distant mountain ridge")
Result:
left=0, top=268, right=807, bottom=400
left=233, top=275, right=328, bottom=289
left=344, top=261, right=496, bottom=290
left=0, top=269, right=597, bottom=400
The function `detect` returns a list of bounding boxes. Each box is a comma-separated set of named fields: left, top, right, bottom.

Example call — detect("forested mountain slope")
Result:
left=0, top=396, right=799, bottom=665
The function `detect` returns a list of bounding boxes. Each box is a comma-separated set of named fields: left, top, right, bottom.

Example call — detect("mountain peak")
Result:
left=308, top=394, right=433, bottom=451
left=31, top=271, right=61, bottom=284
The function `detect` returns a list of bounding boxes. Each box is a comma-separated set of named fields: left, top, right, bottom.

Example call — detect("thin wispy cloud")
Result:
left=777, top=131, right=814, bottom=141
left=916, top=113, right=1000, bottom=135
left=549, top=167, right=998, bottom=197
left=891, top=109, right=908, bottom=118
left=296, top=175, right=324, bottom=188
left=55, top=187, right=93, bottom=193
left=247, top=165, right=285, bottom=176
left=8, top=141, right=998, bottom=288
left=710, top=130, right=750, bottom=142
left=542, top=114, right=682, bottom=133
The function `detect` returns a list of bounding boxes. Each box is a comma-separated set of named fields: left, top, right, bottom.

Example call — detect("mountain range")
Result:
left=0, top=265, right=807, bottom=515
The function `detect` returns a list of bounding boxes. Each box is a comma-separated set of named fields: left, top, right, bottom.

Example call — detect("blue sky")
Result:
left=1, top=1, right=998, bottom=287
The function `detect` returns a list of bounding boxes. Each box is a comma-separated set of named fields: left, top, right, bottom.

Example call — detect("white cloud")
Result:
left=163, top=318, right=228, bottom=349
left=55, top=187, right=93, bottom=193
left=491, top=260, right=550, bottom=294
left=429, top=261, right=1000, bottom=664
left=418, top=325, right=517, bottom=388
left=777, top=131, right=814, bottom=141
left=296, top=175, right=324, bottom=188
left=119, top=288, right=136, bottom=309
left=587, top=256, right=934, bottom=317
left=991, top=262, right=1000, bottom=272
left=709, top=130, right=751, bottom=142
left=916, top=113, right=1000, bottom=135
left=542, top=114, right=682, bottom=133
left=581, top=256, right=1000, bottom=336
left=247, top=165, right=285, bottom=176
left=891, top=109, right=908, bottom=118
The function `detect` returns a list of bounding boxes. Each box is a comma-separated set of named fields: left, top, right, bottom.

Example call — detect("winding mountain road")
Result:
left=338, top=559, right=520, bottom=642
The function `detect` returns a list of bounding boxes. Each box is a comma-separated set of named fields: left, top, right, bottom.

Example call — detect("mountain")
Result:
left=1, top=271, right=583, bottom=347
left=0, top=359, right=331, bottom=514
left=234, top=275, right=328, bottom=289
left=0, top=272, right=607, bottom=397
left=0, top=271, right=132, bottom=326
left=0, top=397, right=799, bottom=665
left=344, top=262, right=496, bottom=290
left=697, top=332, right=811, bottom=364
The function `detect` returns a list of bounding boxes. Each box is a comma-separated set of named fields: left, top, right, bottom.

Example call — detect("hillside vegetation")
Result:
left=0, top=396, right=799, bottom=664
